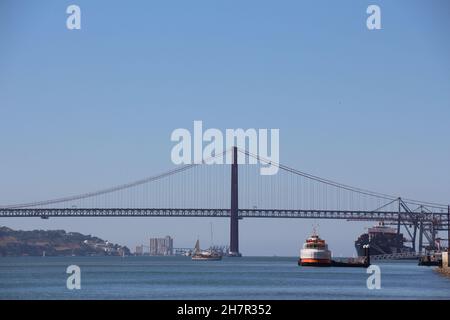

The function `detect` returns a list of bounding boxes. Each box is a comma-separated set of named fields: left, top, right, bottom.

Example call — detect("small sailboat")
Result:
left=191, top=239, right=222, bottom=261
left=191, top=224, right=222, bottom=261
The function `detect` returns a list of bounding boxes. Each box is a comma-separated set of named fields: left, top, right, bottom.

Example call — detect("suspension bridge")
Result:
left=0, top=147, right=449, bottom=256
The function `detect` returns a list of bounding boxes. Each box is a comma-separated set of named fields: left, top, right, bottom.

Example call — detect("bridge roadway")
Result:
left=0, top=207, right=447, bottom=224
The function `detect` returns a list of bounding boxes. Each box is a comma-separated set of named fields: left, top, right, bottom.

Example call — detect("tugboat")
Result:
left=298, top=230, right=332, bottom=267
left=191, top=239, right=222, bottom=261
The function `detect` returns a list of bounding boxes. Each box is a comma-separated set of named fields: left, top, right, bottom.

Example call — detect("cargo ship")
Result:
left=355, top=222, right=413, bottom=256
left=298, top=232, right=332, bottom=267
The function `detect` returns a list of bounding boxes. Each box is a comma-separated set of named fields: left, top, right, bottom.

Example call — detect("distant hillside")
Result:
left=0, top=226, right=130, bottom=257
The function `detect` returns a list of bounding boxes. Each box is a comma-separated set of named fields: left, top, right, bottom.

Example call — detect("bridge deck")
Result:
left=0, top=208, right=447, bottom=224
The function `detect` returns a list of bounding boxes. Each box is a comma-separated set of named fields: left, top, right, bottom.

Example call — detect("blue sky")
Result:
left=0, top=0, right=449, bottom=256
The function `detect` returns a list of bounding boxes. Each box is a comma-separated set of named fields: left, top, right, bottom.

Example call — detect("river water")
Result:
left=0, top=256, right=449, bottom=300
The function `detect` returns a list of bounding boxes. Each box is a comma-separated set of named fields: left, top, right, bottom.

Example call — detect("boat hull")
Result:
left=298, top=258, right=332, bottom=267
left=192, top=256, right=222, bottom=261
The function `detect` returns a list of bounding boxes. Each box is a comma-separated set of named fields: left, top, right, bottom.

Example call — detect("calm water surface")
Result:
left=1, top=256, right=449, bottom=300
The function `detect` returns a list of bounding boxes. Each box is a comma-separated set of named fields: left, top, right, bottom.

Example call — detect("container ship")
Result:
left=355, top=222, right=413, bottom=256
left=298, top=232, right=332, bottom=267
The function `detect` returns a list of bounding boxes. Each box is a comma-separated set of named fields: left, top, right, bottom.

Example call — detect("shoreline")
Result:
left=435, top=267, right=450, bottom=278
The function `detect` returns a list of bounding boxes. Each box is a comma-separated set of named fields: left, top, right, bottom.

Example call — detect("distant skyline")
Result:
left=1, top=0, right=449, bottom=256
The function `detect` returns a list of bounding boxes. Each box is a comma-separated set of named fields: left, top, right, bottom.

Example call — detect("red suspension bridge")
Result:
left=0, top=147, right=449, bottom=256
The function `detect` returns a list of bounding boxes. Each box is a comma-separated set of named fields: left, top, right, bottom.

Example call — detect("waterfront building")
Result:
left=135, top=245, right=144, bottom=256
left=149, top=236, right=173, bottom=256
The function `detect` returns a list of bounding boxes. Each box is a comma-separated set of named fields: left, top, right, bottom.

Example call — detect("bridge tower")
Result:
left=229, top=146, right=241, bottom=257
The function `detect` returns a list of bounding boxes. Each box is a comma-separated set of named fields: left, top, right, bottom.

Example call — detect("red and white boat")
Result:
left=298, top=232, right=332, bottom=267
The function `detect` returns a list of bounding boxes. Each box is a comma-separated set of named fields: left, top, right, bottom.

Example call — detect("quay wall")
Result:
left=437, top=252, right=450, bottom=276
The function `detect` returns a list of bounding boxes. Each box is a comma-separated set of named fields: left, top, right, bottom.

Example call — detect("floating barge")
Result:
left=331, top=257, right=370, bottom=268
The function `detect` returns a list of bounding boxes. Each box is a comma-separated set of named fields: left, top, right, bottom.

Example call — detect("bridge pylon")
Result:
left=229, top=146, right=241, bottom=257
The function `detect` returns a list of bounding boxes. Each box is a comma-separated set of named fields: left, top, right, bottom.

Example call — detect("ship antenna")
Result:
left=210, top=222, right=214, bottom=248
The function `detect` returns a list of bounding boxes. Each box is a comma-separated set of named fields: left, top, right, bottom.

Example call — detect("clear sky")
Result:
left=1, top=0, right=449, bottom=256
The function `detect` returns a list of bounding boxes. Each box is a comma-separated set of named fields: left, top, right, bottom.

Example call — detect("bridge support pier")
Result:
left=418, top=222, right=424, bottom=253
left=229, top=146, right=241, bottom=257
left=397, top=199, right=401, bottom=234
left=412, top=222, right=417, bottom=252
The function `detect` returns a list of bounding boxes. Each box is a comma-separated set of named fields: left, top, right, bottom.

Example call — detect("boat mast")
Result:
left=210, top=222, right=214, bottom=249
